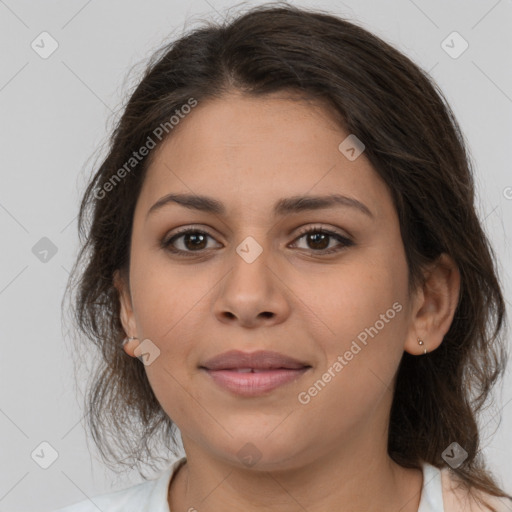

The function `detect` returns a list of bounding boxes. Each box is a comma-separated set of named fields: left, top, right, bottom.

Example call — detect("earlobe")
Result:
left=404, top=253, right=461, bottom=356
left=122, top=336, right=141, bottom=358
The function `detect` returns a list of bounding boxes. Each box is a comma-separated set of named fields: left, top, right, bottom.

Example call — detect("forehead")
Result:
left=136, top=93, right=393, bottom=222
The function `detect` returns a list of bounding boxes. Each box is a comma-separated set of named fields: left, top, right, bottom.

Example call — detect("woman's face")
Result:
left=117, top=92, right=422, bottom=469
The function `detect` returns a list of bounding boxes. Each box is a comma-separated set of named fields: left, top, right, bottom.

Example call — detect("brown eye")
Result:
left=290, top=226, right=354, bottom=254
left=162, top=229, right=221, bottom=255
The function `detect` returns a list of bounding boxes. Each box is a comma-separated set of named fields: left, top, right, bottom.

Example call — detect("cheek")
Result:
left=129, top=261, right=205, bottom=420
left=307, top=255, right=409, bottom=407
left=130, top=249, right=204, bottom=332
left=312, top=257, right=406, bottom=343
left=127, top=268, right=183, bottom=380
left=297, top=269, right=407, bottom=432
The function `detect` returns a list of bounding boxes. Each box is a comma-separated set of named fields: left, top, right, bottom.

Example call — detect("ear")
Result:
left=404, top=253, right=460, bottom=356
left=113, top=269, right=140, bottom=358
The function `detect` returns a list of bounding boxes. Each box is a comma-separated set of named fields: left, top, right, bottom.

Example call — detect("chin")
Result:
left=211, top=435, right=309, bottom=472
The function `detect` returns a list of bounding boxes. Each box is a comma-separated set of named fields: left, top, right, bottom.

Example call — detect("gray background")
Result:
left=0, top=0, right=511, bottom=510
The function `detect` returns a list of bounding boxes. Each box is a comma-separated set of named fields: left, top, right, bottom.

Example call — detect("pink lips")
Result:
left=200, top=350, right=311, bottom=397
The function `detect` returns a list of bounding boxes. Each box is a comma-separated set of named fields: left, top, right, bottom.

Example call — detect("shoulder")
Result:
left=51, top=457, right=186, bottom=512
left=440, top=467, right=512, bottom=512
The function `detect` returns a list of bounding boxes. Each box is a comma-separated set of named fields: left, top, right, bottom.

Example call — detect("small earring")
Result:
left=417, top=337, right=427, bottom=355
left=122, top=336, right=138, bottom=346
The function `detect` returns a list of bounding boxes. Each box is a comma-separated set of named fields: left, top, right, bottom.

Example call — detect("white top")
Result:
left=53, top=457, right=512, bottom=512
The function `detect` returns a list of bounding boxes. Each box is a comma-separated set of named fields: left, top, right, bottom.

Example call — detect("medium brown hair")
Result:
left=64, top=2, right=511, bottom=507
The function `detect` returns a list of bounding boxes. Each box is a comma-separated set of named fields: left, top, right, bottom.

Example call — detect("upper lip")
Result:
left=200, top=350, right=311, bottom=370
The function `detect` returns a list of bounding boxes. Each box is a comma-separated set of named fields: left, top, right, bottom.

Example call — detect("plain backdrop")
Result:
left=0, top=0, right=511, bottom=510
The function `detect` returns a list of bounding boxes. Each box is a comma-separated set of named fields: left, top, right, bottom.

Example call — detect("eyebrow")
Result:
left=146, top=193, right=374, bottom=219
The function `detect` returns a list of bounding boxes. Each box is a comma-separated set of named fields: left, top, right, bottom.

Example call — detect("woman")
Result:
left=57, top=3, right=512, bottom=511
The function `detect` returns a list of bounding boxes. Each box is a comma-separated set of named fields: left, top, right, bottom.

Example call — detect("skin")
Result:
left=114, top=91, right=460, bottom=512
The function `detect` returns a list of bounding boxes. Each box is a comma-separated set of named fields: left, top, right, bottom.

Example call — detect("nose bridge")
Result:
left=211, top=229, right=288, bottom=324
left=229, top=232, right=272, bottom=291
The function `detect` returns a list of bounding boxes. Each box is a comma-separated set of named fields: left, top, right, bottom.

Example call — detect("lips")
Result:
left=200, top=350, right=310, bottom=371
left=199, top=350, right=311, bottom=397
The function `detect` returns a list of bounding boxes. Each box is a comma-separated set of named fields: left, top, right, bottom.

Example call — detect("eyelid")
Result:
left=164, top=223, right=349, bottom=240
left=293, top=223, right=350, bottom=239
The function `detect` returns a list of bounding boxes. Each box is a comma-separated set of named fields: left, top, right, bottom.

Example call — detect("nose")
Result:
left=212, top=242, right=291, bottom=328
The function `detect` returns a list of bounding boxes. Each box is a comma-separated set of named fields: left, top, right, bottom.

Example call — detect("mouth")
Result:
left=199, top=350, right=312, bottom=397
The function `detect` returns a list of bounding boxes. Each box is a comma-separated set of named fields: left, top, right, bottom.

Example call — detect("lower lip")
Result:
left=202, top=368, right=310, bottom=397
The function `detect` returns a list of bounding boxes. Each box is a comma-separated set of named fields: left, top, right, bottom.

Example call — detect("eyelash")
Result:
left=161, top=225, right=354, bottom=257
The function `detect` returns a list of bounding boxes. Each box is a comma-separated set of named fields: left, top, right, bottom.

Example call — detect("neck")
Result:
left=168, top=443, right=423, bottom=512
